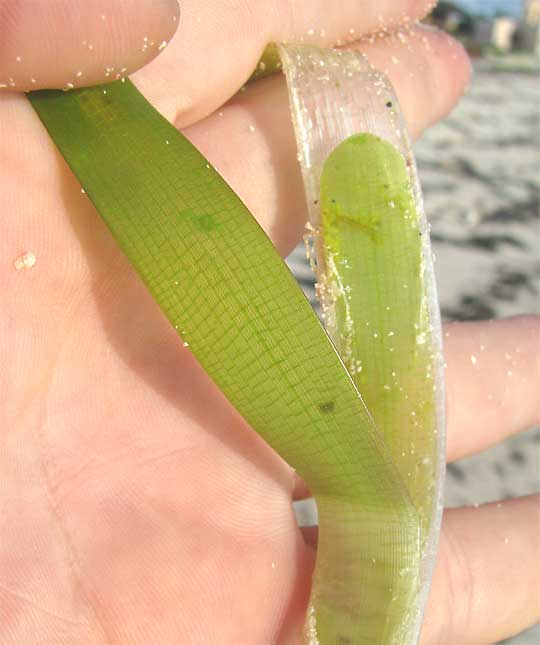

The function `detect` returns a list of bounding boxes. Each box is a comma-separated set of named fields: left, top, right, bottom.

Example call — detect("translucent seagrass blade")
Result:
left=280, top=43, right=446, bottom=643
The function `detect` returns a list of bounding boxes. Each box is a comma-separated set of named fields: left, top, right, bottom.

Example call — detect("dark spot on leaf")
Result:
left=447, top=463, right=466, bottom=481
left=510, top=450, right=525, bottom=464
left=386, top=101, right=393, bottom=108
left=178, top=208, right=221, bottom=232
left=319, top=401, right=335, bottom=414
left=196, top=213, right=220, bottom=232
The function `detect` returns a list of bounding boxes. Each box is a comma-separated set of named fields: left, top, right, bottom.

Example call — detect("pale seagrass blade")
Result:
left=280, top=43, right=446, bottom=644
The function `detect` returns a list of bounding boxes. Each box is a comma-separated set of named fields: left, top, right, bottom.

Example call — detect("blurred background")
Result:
left=287, top=2, right=539, bottom=642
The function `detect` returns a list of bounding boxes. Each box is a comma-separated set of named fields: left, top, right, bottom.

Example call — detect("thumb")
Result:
left=0, top=0, right=180, bottom=92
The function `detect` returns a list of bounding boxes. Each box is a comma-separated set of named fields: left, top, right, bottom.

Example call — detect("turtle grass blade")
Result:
left=29, top=80, right=419, bottom=642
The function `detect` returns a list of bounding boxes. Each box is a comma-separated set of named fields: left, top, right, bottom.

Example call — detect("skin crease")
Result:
left=0, top=1, right=539, bottom=644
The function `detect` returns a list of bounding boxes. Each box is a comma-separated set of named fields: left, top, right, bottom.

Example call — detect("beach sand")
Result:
left=287, top=57, right=539, bottom=644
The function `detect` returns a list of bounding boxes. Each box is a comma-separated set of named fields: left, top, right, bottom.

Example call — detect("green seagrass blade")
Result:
left=320, top=133, right=438, bottom=540
left=28, top=77, right=424, bottom=644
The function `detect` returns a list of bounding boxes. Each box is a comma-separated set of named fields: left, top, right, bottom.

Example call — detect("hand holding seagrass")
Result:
left=2, top=3, right=539, bottom=644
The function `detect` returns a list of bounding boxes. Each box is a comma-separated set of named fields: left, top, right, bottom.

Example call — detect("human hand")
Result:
left=1, top=1, right=538, bottom=643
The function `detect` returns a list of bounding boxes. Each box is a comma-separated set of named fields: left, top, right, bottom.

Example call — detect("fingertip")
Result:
left=0, top=0, right=180, bottom=92
left=424, top=497, right=540, bottom=644
left=420, top=26, right=472, bottom=123
left=353, top=25, right=472, bottom=139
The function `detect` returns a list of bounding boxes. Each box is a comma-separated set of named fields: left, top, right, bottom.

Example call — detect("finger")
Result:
left=182, top=25, right=471, bottom=254
left=351, top=26, right=471, bottom=135
left=292, top=472, right=311, bottom=501
left=0, top=0, right=179, bottom=92
left=422, top=496, right=540, bottom=644
left=444, top=316, right=540, bottom=462
left=132, top=0, right=439, bottom=125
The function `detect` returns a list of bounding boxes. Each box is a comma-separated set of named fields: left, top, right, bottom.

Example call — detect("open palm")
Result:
left=1, top=2, right=538, bottom=643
